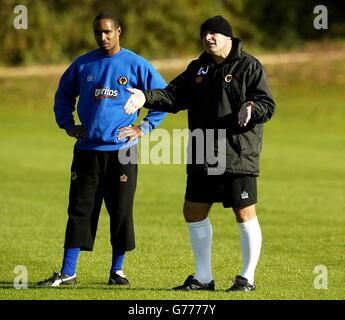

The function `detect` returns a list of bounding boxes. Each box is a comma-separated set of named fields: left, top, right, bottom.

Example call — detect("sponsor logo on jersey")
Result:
left=94, top=87, right=119, bottom=100
left=197, top=65, right=209, bottom=75
left=87, top=74, right=94, bottom=82
left=118, top=76, right=128, bottom=85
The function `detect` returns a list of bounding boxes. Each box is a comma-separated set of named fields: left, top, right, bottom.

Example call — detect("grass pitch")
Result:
left=0, top=56, right=345, bottom=301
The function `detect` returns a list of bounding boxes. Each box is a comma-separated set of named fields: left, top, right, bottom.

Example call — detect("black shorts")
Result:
left=185, top=173, right=257, bottom=208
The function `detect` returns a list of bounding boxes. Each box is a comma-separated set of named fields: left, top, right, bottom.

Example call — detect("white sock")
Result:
left=187, top=217, right=213, bottom=284
left=238, top=216, right=262, bottom=285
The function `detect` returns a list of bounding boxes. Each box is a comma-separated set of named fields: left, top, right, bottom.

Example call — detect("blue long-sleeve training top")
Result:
left=54, top=48, right=167, bottom=151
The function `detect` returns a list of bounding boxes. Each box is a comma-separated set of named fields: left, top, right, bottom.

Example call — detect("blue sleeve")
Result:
left=54, top=61, right=79, bottom=132
left=137, top=62, right=168, bottom=135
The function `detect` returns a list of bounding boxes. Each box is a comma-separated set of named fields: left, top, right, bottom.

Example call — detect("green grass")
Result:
left=0, top=58, right=345, bottom=300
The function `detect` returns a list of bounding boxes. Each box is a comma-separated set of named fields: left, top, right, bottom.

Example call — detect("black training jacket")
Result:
left=144, top=38, right=275, bottom=176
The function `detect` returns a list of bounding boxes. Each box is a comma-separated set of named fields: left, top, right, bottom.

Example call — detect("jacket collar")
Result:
left=199, top=37, right=242, bottom=63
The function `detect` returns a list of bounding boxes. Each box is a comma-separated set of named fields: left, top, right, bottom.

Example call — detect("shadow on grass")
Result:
left=0, top=282, right=170, bottom=292
left=0, top=281, right=226, bottom=293
left=0, top=282, right=15, bottom=289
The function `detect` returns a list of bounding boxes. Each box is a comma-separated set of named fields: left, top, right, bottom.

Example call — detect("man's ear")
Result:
left=117, top=26, right=122, bottom=36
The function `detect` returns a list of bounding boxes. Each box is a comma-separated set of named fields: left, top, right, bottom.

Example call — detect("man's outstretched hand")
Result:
left=124, top=88, right=146, bottom=114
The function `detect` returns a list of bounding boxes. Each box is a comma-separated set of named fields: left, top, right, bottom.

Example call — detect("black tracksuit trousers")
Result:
left=64, top=146, right=137, bottom=251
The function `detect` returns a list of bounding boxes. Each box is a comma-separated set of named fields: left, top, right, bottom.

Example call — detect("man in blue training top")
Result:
left=38, top=12, right=167, bottom=287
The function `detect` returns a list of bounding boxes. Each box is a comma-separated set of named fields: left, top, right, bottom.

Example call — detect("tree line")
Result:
left=0, top=0, right=344, bottom=65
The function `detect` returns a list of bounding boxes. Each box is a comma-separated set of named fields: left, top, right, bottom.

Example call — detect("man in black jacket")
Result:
left=124, top=15, right=275, bottom=292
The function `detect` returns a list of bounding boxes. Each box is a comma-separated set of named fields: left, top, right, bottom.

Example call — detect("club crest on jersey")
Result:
left=197, top=65, right=209, bottom=75
left=118, top=76, right=128, bottom=85
left=94, top=87, right=119, bottom=100
left=86, top=74, right=94, bottom=82
left=224, top=74, right=233, bottom=83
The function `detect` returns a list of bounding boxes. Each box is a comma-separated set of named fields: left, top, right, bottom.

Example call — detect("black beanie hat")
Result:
left=200, top=15, right=233, bottom=38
